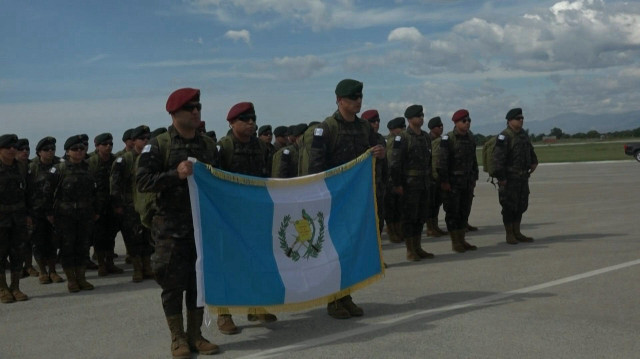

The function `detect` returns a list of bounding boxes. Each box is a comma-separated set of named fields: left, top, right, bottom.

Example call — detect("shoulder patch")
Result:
left=442, top=135, right=449, bottom=141
left=142, top=144, right=151, bottom=153
left=216, top=145, right=221, bottom=152
left=49, top=167, right=57, bottom=174
left=283, top=149, right=290, bottom=155
left=394, top=135, right=401, bottom=142
left=116, top=157, right=123, bottom=163
left=498, top=134, right=505, bottom=140
left=314, top=128, right=324, bottom=136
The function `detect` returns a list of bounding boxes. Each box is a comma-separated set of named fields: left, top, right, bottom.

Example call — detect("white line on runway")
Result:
left=239, top=258, right=640, bottom=359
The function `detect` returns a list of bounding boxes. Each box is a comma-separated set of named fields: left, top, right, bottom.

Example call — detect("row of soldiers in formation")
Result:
left=0, top=79, right=538, bottom=358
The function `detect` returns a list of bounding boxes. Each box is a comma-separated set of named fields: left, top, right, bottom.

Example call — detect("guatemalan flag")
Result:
left=187, top=151, right=384, bottom=314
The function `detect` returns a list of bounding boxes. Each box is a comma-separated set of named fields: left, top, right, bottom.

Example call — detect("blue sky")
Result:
left=2, top=0, right=640, bottom=152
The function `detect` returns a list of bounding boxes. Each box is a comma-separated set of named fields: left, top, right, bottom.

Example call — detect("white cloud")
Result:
left=387, top=27, right=424, bottom=43
left=224, top=29, right=251, bottom=44
left=273, top=55, right=327, bottom=79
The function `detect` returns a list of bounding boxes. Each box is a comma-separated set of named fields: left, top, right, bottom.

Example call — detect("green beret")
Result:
left=122, top=129, right=134, bottom=142
left=94, top=133, right=113, bottom=145
left=258, top=125, right=272, bottom=136
left=0, top=134, right=18, bottom=149
left=15, top=138, right=29, bottom=151
left=428, top=116, right=442, bottom=129
left=64, top=135, right=85, bottom=151
left=291, top=123, right=309, bottom=137
left=308, top=121, right=320, bottom=127
left=404, top=105, right=423, bottom=119
left=335, top=79, right=363, bottom=97
left=150, top=127, right=167, bottom=139
left=273, top=126, right=288, bottom=137
left=506, top=108, right=523, bottom=120
left=79, top=134, right=89, bottom=142
left=387, top=117, right=406, bottom=130
left=36, top=136, right=56, bottom=152
left=205, top=131, right=217, bottom=140
left=131, top=125, right=151, bottom=140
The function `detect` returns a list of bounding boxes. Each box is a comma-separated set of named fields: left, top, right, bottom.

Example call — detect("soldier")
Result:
left=384, top=117, right=406, bottom=244
left=47, top=135, right=98, bottom=292
left=296, top=121, right=321, bottom=177
left=493, top=108, right=538, bottom=244
left=30, top=137, right=65, bottom=284
left=217, top=102, right=275, bottom=334
left=271, top=123, right=307, bottom=178
left=361, top=109, right=388, bottom=235
left=205, top=131, right=217, bottom=142
left=307, top=79, right=385, bottom=319
left=151, top=127, right=168, bottom=139
left=389, top=105, right=434, bottom=261
left=89, top=133, right=123, bottom=277
left=258, top=125, right=275, bottom=175
left=437, top=109, right=479, bottom=253
left=115, top=129, right=135, bottom=158
left=426, top=116, right=448, bottom=237
left=136, top=88, right=219, bottom=357
left=273, top=126, right=289, bottom=151
left=111, top=125, right=154, bottom=282
left=15, top=138, right=39, bottom=278
left=0, top=134, right=31, bottom=303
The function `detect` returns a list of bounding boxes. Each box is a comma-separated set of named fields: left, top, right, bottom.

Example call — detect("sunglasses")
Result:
left=136, top=135, right=150, bottom=141
left=261, top=132, right=272, bottom=136
left=346, top=94, right=363, bottom=100
left=99, top=142, right=113, bottom=146
left=238, top=114, right=257, bottom=122
left=368, top=119, right=380, bottom=123
left=40, top=146, right=56, bottom=152
left=514, top=116, right=524, bottom=120
left=181, top=103, right=202, bottom=112
left=19, top=147, right=30, bottom=151
left=461, top=118, right=471, bottom=124
left=69, top=145, right=86, bottom=152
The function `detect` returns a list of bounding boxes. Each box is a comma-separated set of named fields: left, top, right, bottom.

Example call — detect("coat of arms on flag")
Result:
left=188, top=151, right=384, bottom=314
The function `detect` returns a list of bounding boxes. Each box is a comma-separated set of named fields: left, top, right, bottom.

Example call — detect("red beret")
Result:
left=166, top=88, right=200, bottom=113
left=452, top=109, right=469, bottom=122
left=361, top=109, right=380, bottom=122
left=227, top=102, right=255, bottom=122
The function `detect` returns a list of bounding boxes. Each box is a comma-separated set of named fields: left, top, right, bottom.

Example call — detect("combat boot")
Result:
left=141, top=255, right=154, bottom=279
left=96, top=251, right=109, bottom=277
left=386, top=222, right=403, bottom=243
left=405, top=236, right=421, bottom=262
left=106, top=252, right=124, bottom=274
left=48, top=259, right=65, bottom=283
left=36, top=259, right=52, bottom=284
left=466, top=223, right=478, bottom=232
left=166, top=314, right=191, bottom=359
left=426, top=218, right=439, bottom=237
left=75, top=266, right=94, bottom=290
left=327, top=299, right=351, bottom=319
left=64, top=267, right=80, bottom=292
left=393, top=223, right=405, bottom=243
left=415, top=237, right=435, bottom=259
left=187, top=309, right=219, bottom=355
left=9, top=272, right=28, bottom=301
left=460, top=231, right=477, bottom=251
left=247, top=312, right=278, bottom=323
left=131, top=256, right=144, bottom=282
left=504, top=223, right=518, bottom=244
left=217, top=314, right=239, bottom=335
left=513, top=222, right=534, bottom=242
left=434, top=219, right=448, bottom=236
left=340, top=295, right=364, bottom=317
left=451, top=230, right=466, bottom=253
left=0, top=273, right=15, bottom=303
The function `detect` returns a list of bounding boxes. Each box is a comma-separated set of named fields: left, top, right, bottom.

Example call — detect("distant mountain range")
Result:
left=471, top=110, right=640, bottom=136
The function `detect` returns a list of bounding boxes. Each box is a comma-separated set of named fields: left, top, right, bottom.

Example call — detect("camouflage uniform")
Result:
left=438, top=128, right=478, bottom=252
left=427, top=132, right=446, bottom=235
left=218, top=135, right=269, bottom=177
left=136, top=125, right=218, bottom=317
left=383, top=133, right=403, bottom=243
left=373, top=132, right=388, bottom=234
left=88, top=153, right=119, bottom=261
left=271, top=143, right=300, bottom=178
left=0, top=155, right=31, bottom=302
left=493, top=126, right=538, bottom=242
left=389, top=127, right=433, bottom=260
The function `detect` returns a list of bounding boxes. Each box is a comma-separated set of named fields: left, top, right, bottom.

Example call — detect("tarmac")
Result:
left=1, top=160, right=639, bottom=359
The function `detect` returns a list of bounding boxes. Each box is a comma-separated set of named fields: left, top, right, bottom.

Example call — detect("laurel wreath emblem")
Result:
left=279, top=209, right=325, bottom=262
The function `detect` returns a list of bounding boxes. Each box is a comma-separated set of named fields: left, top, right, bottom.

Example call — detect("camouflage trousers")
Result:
left=427, top=181, right=443, bottom=219
left=151, top=216, right=199, bottom=317
left=54, top=214, right=93, bottom=269
left=93, top=209, right=119, bottom=252
left=31, top=215, right=58, bottom=261
left=499, top=178, right=530, bottom=224
left=117, top=206, right=153, bottom=257
left=442, top=185, right=474, bottom=232
left=0, top=213, right=27, bottom=272
left=384, top=190, right=403, bottom=223
left=401, top=182, right=430, bottom=237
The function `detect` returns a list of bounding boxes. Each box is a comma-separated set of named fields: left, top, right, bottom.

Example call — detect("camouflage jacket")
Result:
left=437, top=128, right=479, bottom=188
left=389, top=127, right=432, bottom=190
left=493, top=127, right=538, bottom=181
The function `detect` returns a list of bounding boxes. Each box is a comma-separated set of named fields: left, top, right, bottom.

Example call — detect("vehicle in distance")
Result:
left=624, top=142, right=640, bottom=162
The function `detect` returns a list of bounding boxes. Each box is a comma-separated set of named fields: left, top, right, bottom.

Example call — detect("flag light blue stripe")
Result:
left=193, top=163, right=285, bottom=306
left=324, top=155, right=382, bottom=289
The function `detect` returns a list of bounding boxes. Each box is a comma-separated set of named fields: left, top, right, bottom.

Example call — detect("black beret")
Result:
left=291, top=123, right=309, bottom=137
left=0, top=134, right=18, bottom=149
left=79, top=134, right=89, bottom=142
left=335, top=79, right=363, bottom=97
left=166, top=88, right=200, bottom=113
left=273, top=126, right=288, bottom=137
left=205, top=131, right=217, bottom=139
left=94, top=133, right=113, bottom=145
left=506, top=108, right=523, bottom=120
left=16, top=138, right=29, bottom=150
left=287, top=125, right=296, bottom=136
left=387, top=117, right=406, bottom=130
left=428, top=116, right=443, bottom=129
left=122, top=129, right=134, bottom=142
left=150, top=127, right=167, bottom=139
left=258, top=125, right=272, bottom=136
left=36, top=136, right=56, bottom=152
left=64, top=135, right=85, bottom=151
left=131, top=125, right=151, bottom=140
left=404, top=105, right=423, bottom=119
left=308, top=121, right=320, bottom=127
